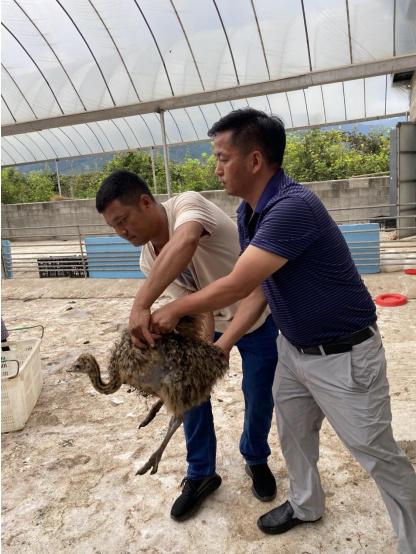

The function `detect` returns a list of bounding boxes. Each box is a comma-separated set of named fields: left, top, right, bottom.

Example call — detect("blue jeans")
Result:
left=183, top=315, right=278, bottom=479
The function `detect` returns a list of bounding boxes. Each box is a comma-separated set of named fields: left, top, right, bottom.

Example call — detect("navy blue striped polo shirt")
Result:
left=237, top=169, right=376, bottom=348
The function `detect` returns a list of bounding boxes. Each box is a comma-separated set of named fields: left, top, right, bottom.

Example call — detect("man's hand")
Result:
left=150, top=303, right=182, bottom=335
left=129, top=306, right=160, bottom=348
left=213, top=336, right=231, bottom=362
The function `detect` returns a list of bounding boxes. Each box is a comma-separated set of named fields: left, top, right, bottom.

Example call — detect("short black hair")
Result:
left=208, top=108, right=286, bottom=166
left=96, top=169, right=154, bottom=213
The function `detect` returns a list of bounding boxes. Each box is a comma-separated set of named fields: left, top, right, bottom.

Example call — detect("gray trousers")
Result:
left=274, top=328, right=416, bottom=554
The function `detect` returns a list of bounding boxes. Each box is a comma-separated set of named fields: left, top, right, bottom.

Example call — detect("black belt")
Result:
left=296, top=324, right=376, bottom=356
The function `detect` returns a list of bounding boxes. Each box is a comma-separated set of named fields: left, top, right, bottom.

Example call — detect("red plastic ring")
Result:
left=375, top=293, right=408, bottom=307
left=404, top=269, right=416, bottom=275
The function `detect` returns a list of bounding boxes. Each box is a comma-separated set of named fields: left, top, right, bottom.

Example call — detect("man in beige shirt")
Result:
left=96, top=169, right=278, bottom=521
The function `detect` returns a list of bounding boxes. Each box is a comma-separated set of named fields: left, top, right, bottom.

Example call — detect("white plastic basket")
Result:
left=1, top=338, right=43, bottom=432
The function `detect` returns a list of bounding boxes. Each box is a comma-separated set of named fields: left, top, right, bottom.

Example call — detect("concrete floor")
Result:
left=1, top=272, right=415, bottom=554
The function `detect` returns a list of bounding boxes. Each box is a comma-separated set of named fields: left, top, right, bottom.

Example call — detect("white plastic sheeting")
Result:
left=1, top=0, right=416, bottom=164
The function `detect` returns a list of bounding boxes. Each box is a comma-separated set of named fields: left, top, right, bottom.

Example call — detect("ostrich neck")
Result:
left=88, top=364, right=122, bottom=395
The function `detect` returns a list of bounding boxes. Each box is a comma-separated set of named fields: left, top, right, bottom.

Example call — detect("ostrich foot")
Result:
left=136, top=452, right=162, bottom=475
left=139, top=399, right=163, bottom=428
left=136, top=415, right=183, bottom=476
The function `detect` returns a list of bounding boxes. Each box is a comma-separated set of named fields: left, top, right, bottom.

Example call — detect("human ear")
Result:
left=139, top=194, right=153, bottom=210
left=251, top=150, right=263, bottom=174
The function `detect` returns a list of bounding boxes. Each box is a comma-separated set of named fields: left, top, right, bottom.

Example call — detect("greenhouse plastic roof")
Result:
left=1, top=0, right=416, bottom=165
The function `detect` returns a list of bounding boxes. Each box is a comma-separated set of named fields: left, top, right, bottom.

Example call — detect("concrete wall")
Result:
left=1, top=176, right=390, bottom=241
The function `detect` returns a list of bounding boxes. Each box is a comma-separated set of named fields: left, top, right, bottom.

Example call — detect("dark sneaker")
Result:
left=170, top=473, right=222, bottom=521
left=258, top=500, right=322, bottom=534
left=245, top=463, right=277, bottom=502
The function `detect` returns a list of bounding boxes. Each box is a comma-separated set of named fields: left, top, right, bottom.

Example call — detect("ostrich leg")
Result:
left=136, top=415, right=183, bottom=475
left=139, top=399, right=164, bottom=428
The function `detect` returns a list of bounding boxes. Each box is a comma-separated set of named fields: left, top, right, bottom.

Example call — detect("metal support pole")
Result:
left=150, top=147, right=157, bottom=195
left=77, top=226, right=88, bottom=278
left=159, top=110, right=172, bottom=197
left=55, top=158, right=62, bottom=196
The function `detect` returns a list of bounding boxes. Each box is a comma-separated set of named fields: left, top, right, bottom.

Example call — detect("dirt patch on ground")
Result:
left=2, top=275, right=415, bottom=553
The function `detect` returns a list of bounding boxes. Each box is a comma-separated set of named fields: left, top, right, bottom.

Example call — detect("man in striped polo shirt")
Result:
left=150, top=109, right=416, bottom=553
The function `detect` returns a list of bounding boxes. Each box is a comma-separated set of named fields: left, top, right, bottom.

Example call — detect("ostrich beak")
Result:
left=67, top=363, right=82, bottom=373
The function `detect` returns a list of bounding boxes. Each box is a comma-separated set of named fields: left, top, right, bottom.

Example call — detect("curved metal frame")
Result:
left=1, top=95, right=16, bottom=123
left=55, top=0, right=116, bottom=107
left=300, top=0, right=313, bottom=72
left=12, top=0, right=87, bottom=112
left=342, top=82, right=347, bottom=121
left=170, top=0, right=205, bottom=91
left=3, top=136, right=30, bottom=163
left=132, top=0, right=174, bottom=96
left=95, top=121, right=115, bottom=151
left=12, top=135, right=37, bottom=160
left=1, top=143, right=17, bottom=164
left=167, top=111, right=184, bottom=143
left=1, top=63, right=38, bottom=119
left=70, top=126, right=94, bottom=155
left=20, top=133, right=47, bottom=163
left=139, top=115, right=157, bottom=146
left=184, top=108, right=199, bottom=140
left=85, top=123, right=105, bottom=153
left=87, top=0, right=141, bottom=102
left=345, top=0, right=353, bottom=64
left=111, top=119, right=130, bottom=150
left=35, top=131, right=59, bottom=159
left=2, top=23, right=64, bottom=114
left=122, top=118, right=142, bottom=149
left=25, top=133, right=49, bottom=160
left=251, top=0, right=270, bottom=79
left=197, top=106, right=210, bottom=131
left=303, top=89, right=310, bottom=126
left=56, top=128, right=82, bottom=157
left=47, top=128, right=72, bottom=157
left=212, top=0, right=240, bottom=85
left=285, top=92, right=294, bottom=128
left=213, top=103, right=222, bottom=118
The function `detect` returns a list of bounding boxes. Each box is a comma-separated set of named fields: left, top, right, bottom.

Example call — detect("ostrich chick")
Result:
left=68, top=316, right=228, bottom=475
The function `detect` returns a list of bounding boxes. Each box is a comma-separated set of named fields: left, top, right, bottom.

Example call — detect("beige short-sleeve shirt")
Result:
left=140, top=191, right=269, bottom=333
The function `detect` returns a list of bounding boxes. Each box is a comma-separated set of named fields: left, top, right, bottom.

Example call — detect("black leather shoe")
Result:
left=170, top=473, right=222, bottom=521
left=245, top=463, right=277, bottom=502
left=258, top=500, right=322, bottom=534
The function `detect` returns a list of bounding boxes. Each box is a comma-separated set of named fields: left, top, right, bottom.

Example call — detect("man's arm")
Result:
left=151, top=244, right=287, bottom=334
left=130, top=220, right=204, bottom=346
left=214, top=286, right=267, bottom=355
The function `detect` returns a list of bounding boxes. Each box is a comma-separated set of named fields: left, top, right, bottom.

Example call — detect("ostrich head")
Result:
left=68, top=353, right=99, bottom=374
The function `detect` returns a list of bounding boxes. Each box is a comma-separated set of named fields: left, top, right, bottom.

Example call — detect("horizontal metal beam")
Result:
left=2, top=54, right=415, bottom=137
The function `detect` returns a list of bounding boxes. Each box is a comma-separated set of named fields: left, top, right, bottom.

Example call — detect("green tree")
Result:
left=1, top=167, right=28, bottom=203
left=283, top=129, right=389, bottom=182
left=25, top=172, right=56, bottom=202
left=1, top=168, right=56, bottom=203
left=105, top=150, right=166, bottom=193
